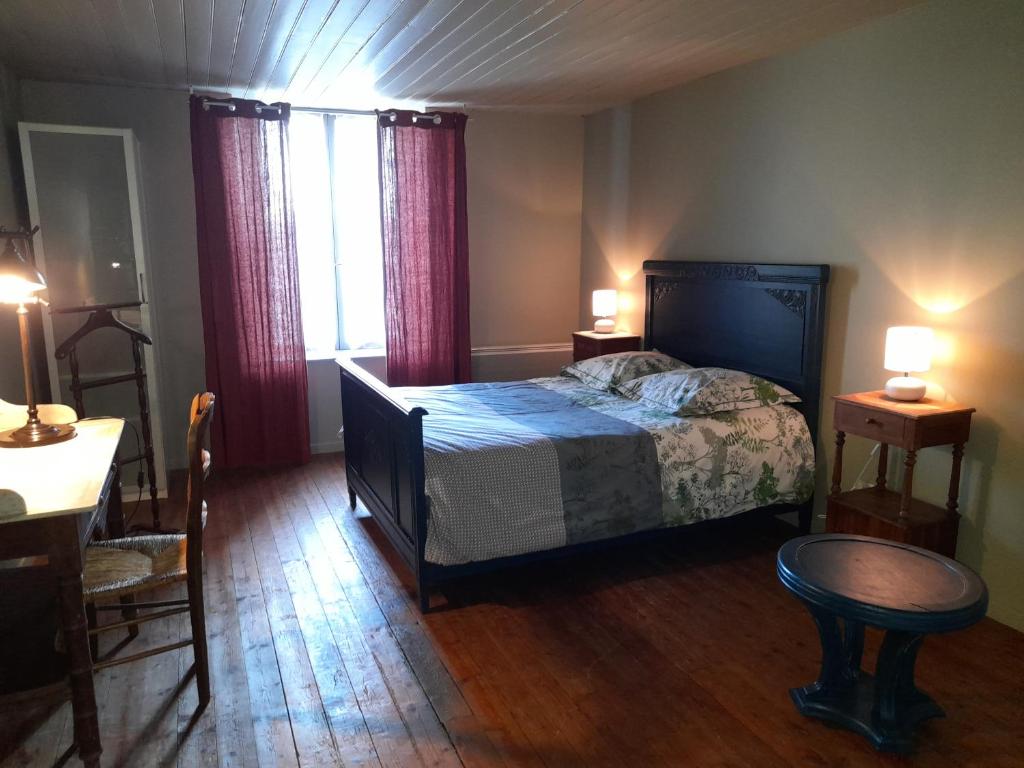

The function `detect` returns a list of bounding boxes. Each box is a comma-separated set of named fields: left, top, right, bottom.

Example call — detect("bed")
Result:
left=338, top=260, right=830, bottom=610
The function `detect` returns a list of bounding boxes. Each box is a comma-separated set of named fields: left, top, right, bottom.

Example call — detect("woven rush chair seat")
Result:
left=84, top=534, right=187, bottom=600
left=84, top=502, right=207, bottom=599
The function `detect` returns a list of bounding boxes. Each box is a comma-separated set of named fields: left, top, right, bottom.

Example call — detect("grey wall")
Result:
left=580, top=0, right=1024, bottom=629
left=0, top=61, right=26, bottom=402
left=19, top=82, right=205, bottom=468
left=466, top=110, right=583, bottom=347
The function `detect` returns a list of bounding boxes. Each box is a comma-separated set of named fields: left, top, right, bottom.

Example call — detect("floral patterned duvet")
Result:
left=398, top=376, right=816, bottom=566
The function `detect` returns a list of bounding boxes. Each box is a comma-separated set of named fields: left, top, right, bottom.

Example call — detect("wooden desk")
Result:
left=0, top=418, right=125, bottom=768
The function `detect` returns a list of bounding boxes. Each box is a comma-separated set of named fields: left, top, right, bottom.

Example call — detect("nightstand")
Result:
left=572, top=331, right=641, bottom=362
left=826, top=391, right=975, bottom=558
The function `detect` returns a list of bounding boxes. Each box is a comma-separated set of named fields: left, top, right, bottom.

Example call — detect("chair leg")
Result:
left=85, top=603, right=99, bottom=661
left=120, top=595, right=140, bottom=640
left=187, top=576, right=210, bottom=709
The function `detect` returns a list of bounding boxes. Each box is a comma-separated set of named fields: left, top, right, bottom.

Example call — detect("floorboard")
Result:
left=2, top=454, right=1022, bottom=767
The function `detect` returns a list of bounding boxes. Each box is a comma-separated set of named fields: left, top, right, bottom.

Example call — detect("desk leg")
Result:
left=875, top=443, right=889, bottom=490
left=830, top=432, right=845, bottom=497
left=56, top=561, right=102, bottom=767
left=947, top=444, right=964, bottom=515
left=900, top=450, right=917, bottom=517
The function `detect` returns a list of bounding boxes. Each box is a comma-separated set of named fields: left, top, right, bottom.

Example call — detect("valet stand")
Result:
left=53, top=301, right=164, bottom=530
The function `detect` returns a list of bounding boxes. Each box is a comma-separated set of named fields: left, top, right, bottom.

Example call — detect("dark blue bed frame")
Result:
left=338, top=260, right=830, bottom=611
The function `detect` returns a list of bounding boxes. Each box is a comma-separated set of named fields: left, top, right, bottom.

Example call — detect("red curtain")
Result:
left=190, top=95, right=310, bottom=468
left=377, top=110, right=471, bottom=387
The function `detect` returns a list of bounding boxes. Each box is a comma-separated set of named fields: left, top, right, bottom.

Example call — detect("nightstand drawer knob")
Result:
left=865, top=417, right=881, bottom=425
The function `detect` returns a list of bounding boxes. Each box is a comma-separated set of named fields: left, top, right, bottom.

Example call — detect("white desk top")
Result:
left=0, top=418, right=124, bottom=523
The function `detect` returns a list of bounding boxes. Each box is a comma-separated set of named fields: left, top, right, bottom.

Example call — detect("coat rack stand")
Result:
left=54, top=301, right=162, bottom=530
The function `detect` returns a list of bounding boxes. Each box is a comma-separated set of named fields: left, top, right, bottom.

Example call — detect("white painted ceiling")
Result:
left=2, top=0, right=917, bottom=113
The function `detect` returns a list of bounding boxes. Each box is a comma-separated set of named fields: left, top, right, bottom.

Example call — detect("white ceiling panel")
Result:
left=0, top=0, right=920, bottom=113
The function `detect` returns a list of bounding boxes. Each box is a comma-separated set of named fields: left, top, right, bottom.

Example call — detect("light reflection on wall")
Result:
left=863, top=232, right=1023, bottom=317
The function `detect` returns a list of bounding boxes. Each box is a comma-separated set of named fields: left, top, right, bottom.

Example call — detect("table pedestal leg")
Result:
left=790, top=604, right=943, bottom=754
left=792, top=605, right=863, bottom=697
left=872, top=630, right=944, bottom=751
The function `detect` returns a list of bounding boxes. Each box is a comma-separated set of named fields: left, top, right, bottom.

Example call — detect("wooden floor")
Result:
left=1, top=454, right=1022, bottom=767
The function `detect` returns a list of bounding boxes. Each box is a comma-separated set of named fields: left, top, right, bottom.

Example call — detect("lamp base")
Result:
left=0, top=421, right=76, bottom=448
left=593, top=318, right=615, bottom=333
left=884, top=376, right=927, bottom=402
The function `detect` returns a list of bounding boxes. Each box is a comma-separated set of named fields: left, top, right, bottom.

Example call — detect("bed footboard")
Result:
left=337, top=358, right=431, bottom=610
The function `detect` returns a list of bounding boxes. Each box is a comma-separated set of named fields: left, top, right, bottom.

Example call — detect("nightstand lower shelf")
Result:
left=827, top=489, right=959, bottom=559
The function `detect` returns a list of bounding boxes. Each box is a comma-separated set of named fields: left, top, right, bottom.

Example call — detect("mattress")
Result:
left=398, top=376, right=816, bottom=566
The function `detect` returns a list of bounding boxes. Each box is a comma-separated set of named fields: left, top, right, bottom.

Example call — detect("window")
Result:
left=290, top=112, right=385, bottom=356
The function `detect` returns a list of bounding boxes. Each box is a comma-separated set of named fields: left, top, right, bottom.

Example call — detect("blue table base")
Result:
left=792, top=604, right=944, bottom=753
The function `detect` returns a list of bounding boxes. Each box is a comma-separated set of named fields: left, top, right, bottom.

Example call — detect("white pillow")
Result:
left=561, top=351, right=690, bottom=392
left=615, top=367, right=800, bottom=416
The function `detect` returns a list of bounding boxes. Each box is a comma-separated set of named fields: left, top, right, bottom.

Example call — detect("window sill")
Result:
left=306, top=349, right=385, bottom=363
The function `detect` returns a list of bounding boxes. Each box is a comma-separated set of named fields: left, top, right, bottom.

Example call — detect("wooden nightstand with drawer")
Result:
left=827, top=391, right=975, bottom=558
left=571, top=331, right=641, bottom=362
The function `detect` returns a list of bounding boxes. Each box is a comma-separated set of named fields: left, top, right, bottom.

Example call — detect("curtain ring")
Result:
left=202, top=100, right=236, bottom=112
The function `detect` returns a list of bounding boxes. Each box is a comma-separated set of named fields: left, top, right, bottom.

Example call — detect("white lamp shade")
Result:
left=592, top=289, right=618, bottom=318
left=0, top=238, right=47, bottom=304
left=884, top=326, right=933, bottom=373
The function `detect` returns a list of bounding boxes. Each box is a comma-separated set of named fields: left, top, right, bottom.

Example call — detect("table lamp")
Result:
left=0, top=236, right=76, bottom=447
left=592, top=289, right=618, bottom=333
left=883, top=326, right=933, bottom=402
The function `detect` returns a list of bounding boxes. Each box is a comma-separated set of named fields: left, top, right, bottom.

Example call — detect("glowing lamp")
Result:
left=0, top=237, right=76, bottom=448
left=592, top=289, right=617, bottom=333
left=883, top=326, right=933, bottom=402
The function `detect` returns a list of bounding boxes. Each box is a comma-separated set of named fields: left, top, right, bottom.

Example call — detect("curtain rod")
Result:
left=293, top=106, right=442, bottom=124
left=292, top=106, right=379, bottom=117
left=201, top=99, right=444, bottom=124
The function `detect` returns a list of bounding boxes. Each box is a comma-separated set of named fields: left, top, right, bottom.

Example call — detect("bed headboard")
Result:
left=643, top=260, right=830, bottom=443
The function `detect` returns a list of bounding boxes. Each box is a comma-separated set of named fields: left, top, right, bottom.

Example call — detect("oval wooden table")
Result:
left=777, top=534, right=987, bottom=753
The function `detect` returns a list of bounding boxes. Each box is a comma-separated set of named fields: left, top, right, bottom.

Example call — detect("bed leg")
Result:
left=798, top=501, right=813, bottom=534
left=348, top=486, right=357, bottom=510
left=416, top=572, right=431, bottom=613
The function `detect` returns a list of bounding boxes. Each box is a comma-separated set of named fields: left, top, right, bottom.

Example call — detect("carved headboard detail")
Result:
left=643, top=260, right=830, bottom=443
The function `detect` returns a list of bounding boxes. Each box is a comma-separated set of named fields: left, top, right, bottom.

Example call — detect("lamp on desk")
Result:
left=883, top=325, right=933, bottom=402
left=0, top=236, right=75, bottom=447
left=592, top=289, right=618, bottom=333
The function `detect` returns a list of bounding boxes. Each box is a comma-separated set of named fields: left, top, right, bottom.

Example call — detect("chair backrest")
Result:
left=185, top=393, right=215, bottom=575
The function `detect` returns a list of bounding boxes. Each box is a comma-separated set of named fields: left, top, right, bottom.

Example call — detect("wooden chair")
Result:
left=82, top=393, right=215, bottom=708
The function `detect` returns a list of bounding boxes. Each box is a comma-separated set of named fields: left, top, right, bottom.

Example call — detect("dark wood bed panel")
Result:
left=339, top=260, right=830, bottom=611
left=642, top=261, right=830, bottom=446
